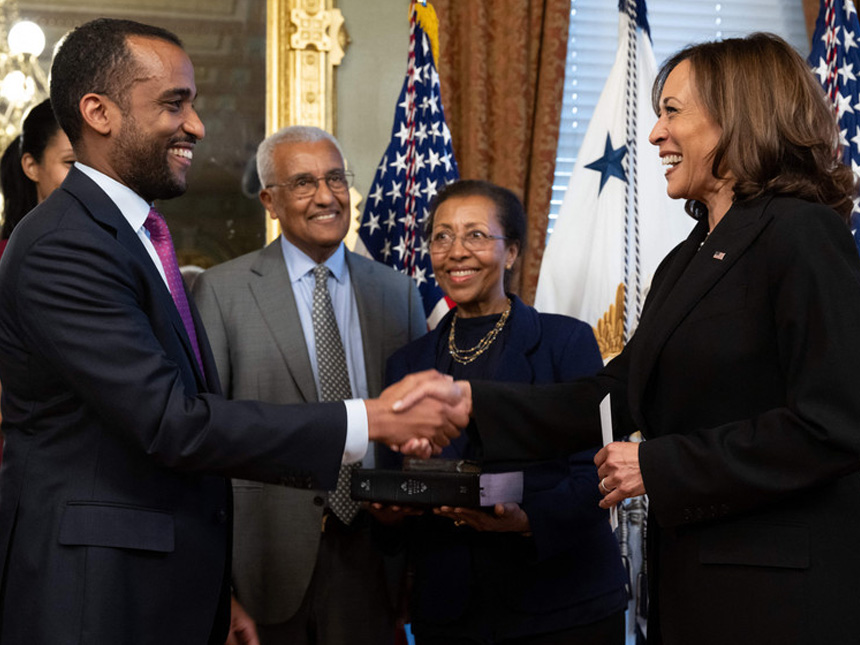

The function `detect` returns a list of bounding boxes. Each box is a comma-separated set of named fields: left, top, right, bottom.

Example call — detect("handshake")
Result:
left=365, top=370, right=473, bottom=458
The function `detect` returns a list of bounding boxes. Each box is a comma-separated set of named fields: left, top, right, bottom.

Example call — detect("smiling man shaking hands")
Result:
left=0, top=18, right=463, bottom=645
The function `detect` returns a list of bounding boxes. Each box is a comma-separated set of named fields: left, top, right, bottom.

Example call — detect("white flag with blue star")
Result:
left=534, top=0, right=690, bottom=356
left=808, top=0, right=860, bottom=252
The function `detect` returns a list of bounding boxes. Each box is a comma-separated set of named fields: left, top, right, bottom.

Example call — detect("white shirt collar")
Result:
left=74, top=161, right=152, bottom=231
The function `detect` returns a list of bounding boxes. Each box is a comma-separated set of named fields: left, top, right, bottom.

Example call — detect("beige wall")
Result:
left=336, top=0, right=410, bottom=212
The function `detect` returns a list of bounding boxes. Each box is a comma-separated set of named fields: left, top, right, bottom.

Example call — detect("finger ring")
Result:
left=454, top=519, right=465, bottom=527
left=599, top=478, right=610, bottom=494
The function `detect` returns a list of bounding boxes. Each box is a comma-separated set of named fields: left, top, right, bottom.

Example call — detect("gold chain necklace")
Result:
left=447, top=298, right=511, bottom=365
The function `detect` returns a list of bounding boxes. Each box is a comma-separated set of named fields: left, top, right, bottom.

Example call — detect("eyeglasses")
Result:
left=265, top=171, right=354, bottom=198
left=428, top=230, right=508, bottom=253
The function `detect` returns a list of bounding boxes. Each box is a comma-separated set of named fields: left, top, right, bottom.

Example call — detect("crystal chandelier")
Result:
left=0, top=0, right=48, bottom=152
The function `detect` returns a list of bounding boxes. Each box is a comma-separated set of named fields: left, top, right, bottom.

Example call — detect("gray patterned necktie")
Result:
left=312, top=264, right=360, bottom=525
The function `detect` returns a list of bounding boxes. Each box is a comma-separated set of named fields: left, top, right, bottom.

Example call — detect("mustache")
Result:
left=169, top=135, right=198, bottom=146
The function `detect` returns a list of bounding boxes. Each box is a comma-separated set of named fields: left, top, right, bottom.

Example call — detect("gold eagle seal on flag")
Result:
left=594, top=283, right=626, bottom=360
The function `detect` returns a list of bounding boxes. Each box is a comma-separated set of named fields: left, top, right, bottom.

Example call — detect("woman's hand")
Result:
left=595, top=441, right=646, bottom=509
left=434, top=502, right=531, bottom=533
left=365, top=502, right=424, bottom=526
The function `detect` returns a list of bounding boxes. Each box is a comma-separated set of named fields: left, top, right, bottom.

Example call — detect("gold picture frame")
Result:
left=265, top=0, right=348, bottom=243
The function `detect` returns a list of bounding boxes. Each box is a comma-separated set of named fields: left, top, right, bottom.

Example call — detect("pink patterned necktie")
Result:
left=143, top=207, right=205, bottom=380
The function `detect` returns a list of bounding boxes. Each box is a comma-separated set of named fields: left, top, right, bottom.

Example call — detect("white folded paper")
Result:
left=599, top=394, right=618, bottom=530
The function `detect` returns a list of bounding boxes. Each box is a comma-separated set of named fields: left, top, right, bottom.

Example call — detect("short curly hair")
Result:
left=256, top=126, right=345, bottom=188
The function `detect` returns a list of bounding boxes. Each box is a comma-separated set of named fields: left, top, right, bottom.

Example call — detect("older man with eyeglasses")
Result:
left=192, top=126, right=426, bottom=645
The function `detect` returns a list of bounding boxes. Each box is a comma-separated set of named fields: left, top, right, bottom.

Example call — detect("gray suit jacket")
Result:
left=192, top=239, right=425, bottom=625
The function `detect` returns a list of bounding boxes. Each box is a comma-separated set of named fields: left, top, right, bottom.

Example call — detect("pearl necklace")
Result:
left=447, top=298, right=512, bottom=365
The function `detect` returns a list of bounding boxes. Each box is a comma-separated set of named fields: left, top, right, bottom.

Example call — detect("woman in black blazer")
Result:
left=402, top=33, right=860, bottom=645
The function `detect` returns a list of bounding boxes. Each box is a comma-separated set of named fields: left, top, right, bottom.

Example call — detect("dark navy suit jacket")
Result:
left=384, top=295, right=628, bottom=639
left=0, top=167, right=346, bottom=644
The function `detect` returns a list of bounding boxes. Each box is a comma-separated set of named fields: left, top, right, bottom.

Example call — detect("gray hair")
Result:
left=256, top=126, right=345, bottom=187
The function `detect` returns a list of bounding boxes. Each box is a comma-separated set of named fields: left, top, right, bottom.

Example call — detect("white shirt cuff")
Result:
left=342, top=398, right=369, bottom=464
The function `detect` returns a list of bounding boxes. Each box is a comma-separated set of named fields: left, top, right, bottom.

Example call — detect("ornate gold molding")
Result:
left=265, top=0, right=349, bottom=242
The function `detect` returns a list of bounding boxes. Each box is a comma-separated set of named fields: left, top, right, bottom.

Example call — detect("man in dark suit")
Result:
left=193, top=126, right=426, bottom=644
left=0, top=19, right=461, bottom=644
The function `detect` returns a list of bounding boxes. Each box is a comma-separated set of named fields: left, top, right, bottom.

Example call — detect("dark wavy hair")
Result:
left=652, top=32, right=856, bottom=222
left=0, top=99, right=61, bottom=239
left=426, top=179, right=526, bottom=289
left=50, top=18, right=182, bottom=145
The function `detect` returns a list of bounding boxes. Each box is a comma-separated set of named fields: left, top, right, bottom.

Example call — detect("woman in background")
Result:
left=384, top=180, right=628, bottom=645
left=0, top=98, right=74, bottom=257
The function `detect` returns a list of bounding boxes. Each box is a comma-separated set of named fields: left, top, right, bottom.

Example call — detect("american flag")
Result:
left=809, top=0, right=860, bottom=252
left=356, top=0, right=459, bottom=327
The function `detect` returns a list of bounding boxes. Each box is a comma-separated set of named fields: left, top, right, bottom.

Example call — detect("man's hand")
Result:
left=366, top=370, right=468, bottom=456
left=390, top=377, right=472, bottom=457
left=594, top=441, right=645, bottom=509
left=225, top=596, right=259, bottom=645
left=393, top=377, right=472, bottom=416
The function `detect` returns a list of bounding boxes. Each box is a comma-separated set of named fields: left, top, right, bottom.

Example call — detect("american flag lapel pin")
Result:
left=713, top=251, right=726, bottom=260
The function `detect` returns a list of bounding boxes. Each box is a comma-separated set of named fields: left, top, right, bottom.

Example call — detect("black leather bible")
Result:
left=350, top=458, right=523, bottom=508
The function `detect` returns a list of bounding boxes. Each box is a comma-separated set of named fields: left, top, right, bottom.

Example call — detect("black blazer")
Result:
left=469, top=196, right=860, bottom=644
left=0, top=167, right=346, bottom=644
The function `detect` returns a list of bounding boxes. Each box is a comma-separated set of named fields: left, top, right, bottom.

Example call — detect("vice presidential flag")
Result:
left=356, top=1, right=459, bottom=327
left=808, top=0, right=860, bottom=252
left=534, top=0, right=690, bottom=357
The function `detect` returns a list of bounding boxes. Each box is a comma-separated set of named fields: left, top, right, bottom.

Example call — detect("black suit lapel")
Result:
left=492, top=297, right=538, bottom=383
left=62, top=167, right=210, bottom=391
left=189, top=296, right=221, bottom=394
left=628, top=197, right=777, bottom=425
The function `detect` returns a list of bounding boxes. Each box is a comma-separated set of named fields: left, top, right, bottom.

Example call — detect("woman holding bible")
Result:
left=382, top=180, right=628, bottom=644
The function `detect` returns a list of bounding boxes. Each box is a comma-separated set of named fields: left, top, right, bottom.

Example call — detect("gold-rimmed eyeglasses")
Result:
left=265, top=171, right=354, bottom=198
left=428, top=230, right=508, bottom=254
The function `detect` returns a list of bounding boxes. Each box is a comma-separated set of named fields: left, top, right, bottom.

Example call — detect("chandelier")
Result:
left=0, top=0, right=48, bottom=152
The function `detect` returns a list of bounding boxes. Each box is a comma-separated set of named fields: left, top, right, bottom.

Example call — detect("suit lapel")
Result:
left=347, top=252, right=385, bottom=397
left=491, top=297, right=537, bottom=383
left=62, top=167, right=209, bottom=390
left=248, top=240, right=318, bottom=402
left=636, top=219, right=709, bottom=325
left=628, top=196, right=776, bottom=423
left=189, top=300, right=222, bottom=394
